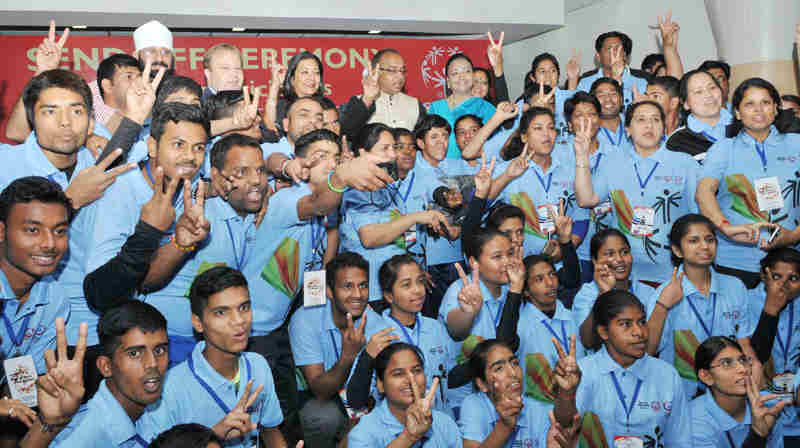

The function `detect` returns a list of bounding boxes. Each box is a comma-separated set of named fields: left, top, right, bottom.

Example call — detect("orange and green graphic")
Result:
left=389, top=209, right=409, bottom=249
left=457, top=334, right=485, bottom=365
left=525, top=353, right=556, bottom=403
left=610, top=190, right=634, bottom=236
left=578, top=411, right=609, bottom=448
left=725, top=174, right=768, bottom=222
left=674, top=329, right=701, bottom=381
left=510, top=192, right=545, bottom=239
left=185, top=261, right=226, bottom=296
left=260, top=237, right=300, bottom=298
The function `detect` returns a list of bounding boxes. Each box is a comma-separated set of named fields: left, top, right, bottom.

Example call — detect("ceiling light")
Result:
left=368, top=30, right=381, bottom=34
left=72, top=25, right=87, bottom=29
left=232, top=27, right=246, bottom=32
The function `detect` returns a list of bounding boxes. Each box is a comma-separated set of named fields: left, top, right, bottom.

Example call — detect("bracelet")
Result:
left=575, top=162, right=588, bottom=169
left=280, top=158, right=293, bottom=180
left=38, top=412, right=68, bottom=433
left=171, top=235, right=196, bottom=252
left=719, top=219, right=731, bottom=228
left=327, top=170, right=347, bottom=194
left=655, top=301, right=671, bottom=312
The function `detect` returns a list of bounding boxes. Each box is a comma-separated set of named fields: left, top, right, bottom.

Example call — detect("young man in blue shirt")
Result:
left=577, top=31, right=650, bottom=108
left=140, top=266, right=286, bottom=448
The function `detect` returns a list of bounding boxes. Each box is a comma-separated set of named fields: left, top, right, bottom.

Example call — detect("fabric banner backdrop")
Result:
left=0, top=35, right=488, bottom=143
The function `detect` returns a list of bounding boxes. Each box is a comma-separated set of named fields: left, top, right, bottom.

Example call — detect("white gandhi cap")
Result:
left=133, top=20, right=173, bottom=52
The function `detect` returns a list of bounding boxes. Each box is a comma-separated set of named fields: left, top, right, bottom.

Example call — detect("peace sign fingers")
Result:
left=408, top=371, right=423, bottom=402
left=455, top=262, right=469, bottom=285
left=423, top=377, right=440, bottom=410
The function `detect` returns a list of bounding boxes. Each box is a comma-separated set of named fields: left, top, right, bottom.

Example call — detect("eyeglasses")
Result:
left=709, top=356, right=752, bottom=370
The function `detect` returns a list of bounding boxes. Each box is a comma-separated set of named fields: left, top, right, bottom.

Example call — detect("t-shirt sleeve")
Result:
left=84, top=186, right=140, bottom=275
left=251, top=354, right=284, bottom=427
left=684, top=155, right=701, bottom=213
left=591, top=155, right=611, bottom=201
left=458, top=394, right=491, bottom=442
left=699, top=140, right=729, bottom=182
left=664, top=370, right=693, bottom=448
left=438, top=279, right=465, bottom=325
left=269, top=186, right=306, bottom=230
left=289, top=312, right=323, bottom=367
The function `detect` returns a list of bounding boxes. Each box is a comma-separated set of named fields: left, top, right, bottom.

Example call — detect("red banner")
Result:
left=0, top=35, right=489, bottom=143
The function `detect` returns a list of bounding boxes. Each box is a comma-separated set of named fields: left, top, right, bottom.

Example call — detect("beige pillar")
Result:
left=704, top=0, right=799, bottom=98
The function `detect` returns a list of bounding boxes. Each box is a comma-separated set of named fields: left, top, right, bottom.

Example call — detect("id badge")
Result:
left=303, top=270, right=326, bottom=307
left=4, top=355, right=38, bottom=408
left=338, top=388, right=368, bottom=419
left=754, top=177, right=784, bottom=211
left=631, top=206, right=655, bottom=237
left=594, top=200, right=612, bottom=216
left=772, top=372, right=795, bottom=400
left=404, top=231, right=417, bottom=248
left=537, top=204, right=557, bottom=234
left=613, top=435, right=644, bottom=448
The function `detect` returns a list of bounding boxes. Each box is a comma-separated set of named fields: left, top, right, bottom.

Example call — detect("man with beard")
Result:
left=263, top=96, right=324, bottom=184
left=589, top=77, right=626, bottom=147
left=93, top=54, right=143, bottom=140
left=576, top=31, right=650, bottom=108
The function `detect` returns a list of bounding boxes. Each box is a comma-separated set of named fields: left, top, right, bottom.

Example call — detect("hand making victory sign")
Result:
left=531, top=81, right=556, bottom=109
left=232, top=84, right=261, bottom=131
left=174, top=181, right=210, bottom=248
left=35, top=20, right=69, bottom=74
left=487, top=31, right=505, bottom=76
left=552, top=334, right=581, bottom=396
left=474, top=151, right=496, bottom=199
left=139, top=166, right=181, bottom=232
left=403, top=376, right=440, bottom=442
left=456, top=260, right=483, bottom=316
left=212, top=380, right=264, bottom=440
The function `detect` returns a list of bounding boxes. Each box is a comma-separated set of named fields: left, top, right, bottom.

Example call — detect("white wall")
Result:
left=503, top=0, right=719, bottom=98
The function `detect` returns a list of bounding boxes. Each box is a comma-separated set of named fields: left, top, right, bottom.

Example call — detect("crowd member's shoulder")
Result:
left=665, top=126, right=714, bottom=159
left=629, top=68, right=653, bottom=82
left=577, top=68, right=600, bottom=83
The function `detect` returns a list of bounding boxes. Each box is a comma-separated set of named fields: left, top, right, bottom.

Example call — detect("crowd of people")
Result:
left=0, top=13, right=799, bottom=448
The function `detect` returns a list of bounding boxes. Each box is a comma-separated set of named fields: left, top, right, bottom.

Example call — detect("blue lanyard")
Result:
left=700, top=131, right=717, bottom=143
left=132, top=434, right=149, bottom=447
left=389, top=314, right=421, bottom=346
left=610, top=371, right=643, bottom=426
left=145, top=162, right=155, bottom=185
left=225, top=220, right=246, bottom=271
left=633, top=161, right=659, bottom=196
left=491, top=300, right=504, bottom=327
left=754, top=142, right=767, bottom=171
left=329, top=330, right=340, bottom=359
left=724, top=431, right=735, bottom=448
left=601, top=123, right=624, bottom=146
left=591, top=152, right=603, bottom=174
left=187, top=354, right=252, bottom=414
left=775, top=302, right=793, bottom=367
left=399, top=172, right=415, bottom=203
left=311, top=220, right=325, bottom=253
left=685, top=292, right=717, bottom=338
left=2, top=313, right=32, bottom=347
left=534, top=169, right=553, bottom=195
left=541, top=319, right=568, bottom=351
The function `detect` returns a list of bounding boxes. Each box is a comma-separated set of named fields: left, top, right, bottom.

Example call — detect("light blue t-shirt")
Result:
left=572, top=278, right=656, bottom=338
left=348, top=398, right=462, bottom=448
left=689, top=390, right=784, bottom=448
left=647, top=266, right=753, bottom=398
left=244, top=182, right=324, bottom=335
left=575, top=346, right=691, bottom=448
left=576, top=66, right=649, bottom=109
left=700, top=126, right=800, bottom=272
left=596, top=120, right=627, bottom=148
left=139, top=342, right=283, bottom=447
left=428, top=97, right=496, bottom=159
left=52, top=380, right=149, bottom=447
left=438, top=276, right=508, bottom=410
left=459, top=392, right=550, bottom=448
left=686, top=108, right=733, bottom=163
left=0, top=273, right=68, bottom=376
left=591, top=141, right=700, bottom=283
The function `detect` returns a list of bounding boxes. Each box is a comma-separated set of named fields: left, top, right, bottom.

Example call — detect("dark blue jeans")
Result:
left=423, top=262, right=460, bottom=319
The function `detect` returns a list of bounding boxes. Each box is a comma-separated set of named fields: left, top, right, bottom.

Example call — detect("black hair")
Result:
left=285, top=95, right=325, bottom=121
left=590, top=228, right=630, bottom=261
left=698, top=60, right=731, bottom=80
left=444, top=53, right=474, bottom=95
left=205, top=90, right=245, bottom=121
left=391, top=127, right=413, bottom=142
left=678, top=69, right=721, bottom=121
left=23, top=69, right=93, bottom=130
left=294, top=128, right=340, bottom=159
left=155, top=75, right=202, bottom=108
left=282, top=51, right=325, bottom=101
left=98, top=300, right=167, bottom=357
left=595, top=31, right=633, bottom=57
left=759, top=247, right=800, bottom=275
left=318, top=96, right=337, bottom=112
left=325, top=251, right=369, bottom=291
left=378, top=254, right=422, bottom=294
left=727, top=77, right=783, bottom=137
left=694, top=336, right=742, bottom=375
left=523, top=254, right=557, bottom=293
left=668, top=213, right=716, bottom=267
left=413, top=114, right=451, bottom=142
left=467, top=339, right=513, bottom=383
left=373, top=342, right=425, bottom=381
left=463, top=226, right=509, bottom=262
left=0, top=176, right=74, bottom=223
left=486, top=204, right=525, bottom=230
left=372, top=48, right=402, bottom=67
left=356, top=122, right=393, bottom=156
left=454, top=114, right=482, bottom=133
left=150, top=102, right=210, bottom=143
left=504, top=107, right=554, bottom=160
left=781, top=94, right=800, bottom=108
left=97, top=53, right=140, bottom=101
left=589, top=77, right=623, bottom=98
left=210, top=133, right=262, bottom=171
left=624, top=100, right=665, bottom=130
left=648, top=75, right=680, bottom=99
left=591, top=289, right=645, bottom=350
left=564, top=91, right=602, bottom=126
left=188, top=266, right=248, bottom=317
left=641, top=53, right=666, bottom=73
left=519, top=83, right=554, bottom=106
left=531, top=53, right=561, bottom=79
left=148, top=423, right=224, bottom=448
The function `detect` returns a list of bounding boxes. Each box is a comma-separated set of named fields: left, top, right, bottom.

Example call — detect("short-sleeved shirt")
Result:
left=647, top=266, right=753, bottom=398
left=576, top=66, right=650, bottom=109
left=686, top=109, right=733, bottom=161
left=591, top=142, right=700, bottom=283
left=141, top=197, right=256, bottom=338
left=689, top=390, right=784, bottom=448
left=348, top=398, right=462, bottom=448
left=439, top=277, right=508, bottom=409
left=261, top=137, right=293, bottom=159
left=428, top=98, right=496, bottom=159
left=499, top=149, right=589, bottom=257
left=52, top=380, right=149, bottom=447
left=572, top=278, right=656, bottom=337
left=700, top=127, right=800, bottom=272
left=576, top=346, right=691, bottom=448
left=0, top=273, right=67, bottom=376
left=138, top=342, right=283, bottom=447
left=459, top=392, right=550, bottom=448
left=595, top=119, right=627, bottom=148
left=382, top=309, right=453, bottom=413
left=244, top=182, right=324, bottom=335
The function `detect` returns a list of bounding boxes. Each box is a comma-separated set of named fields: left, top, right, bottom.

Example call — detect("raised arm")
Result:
left=658, top=11, right=685, bottom=78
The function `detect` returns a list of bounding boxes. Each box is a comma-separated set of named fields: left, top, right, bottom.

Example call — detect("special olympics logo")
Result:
left=421, top=45, right=464, bottom=103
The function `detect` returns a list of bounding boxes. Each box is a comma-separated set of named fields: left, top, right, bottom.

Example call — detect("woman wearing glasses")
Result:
left=689, top=336, right=788, bottom=448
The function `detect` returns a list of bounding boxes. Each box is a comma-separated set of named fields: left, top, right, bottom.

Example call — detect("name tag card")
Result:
left=4, top=355, right=37, bottom=408
left=303, top=270, right=327, bottom=307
